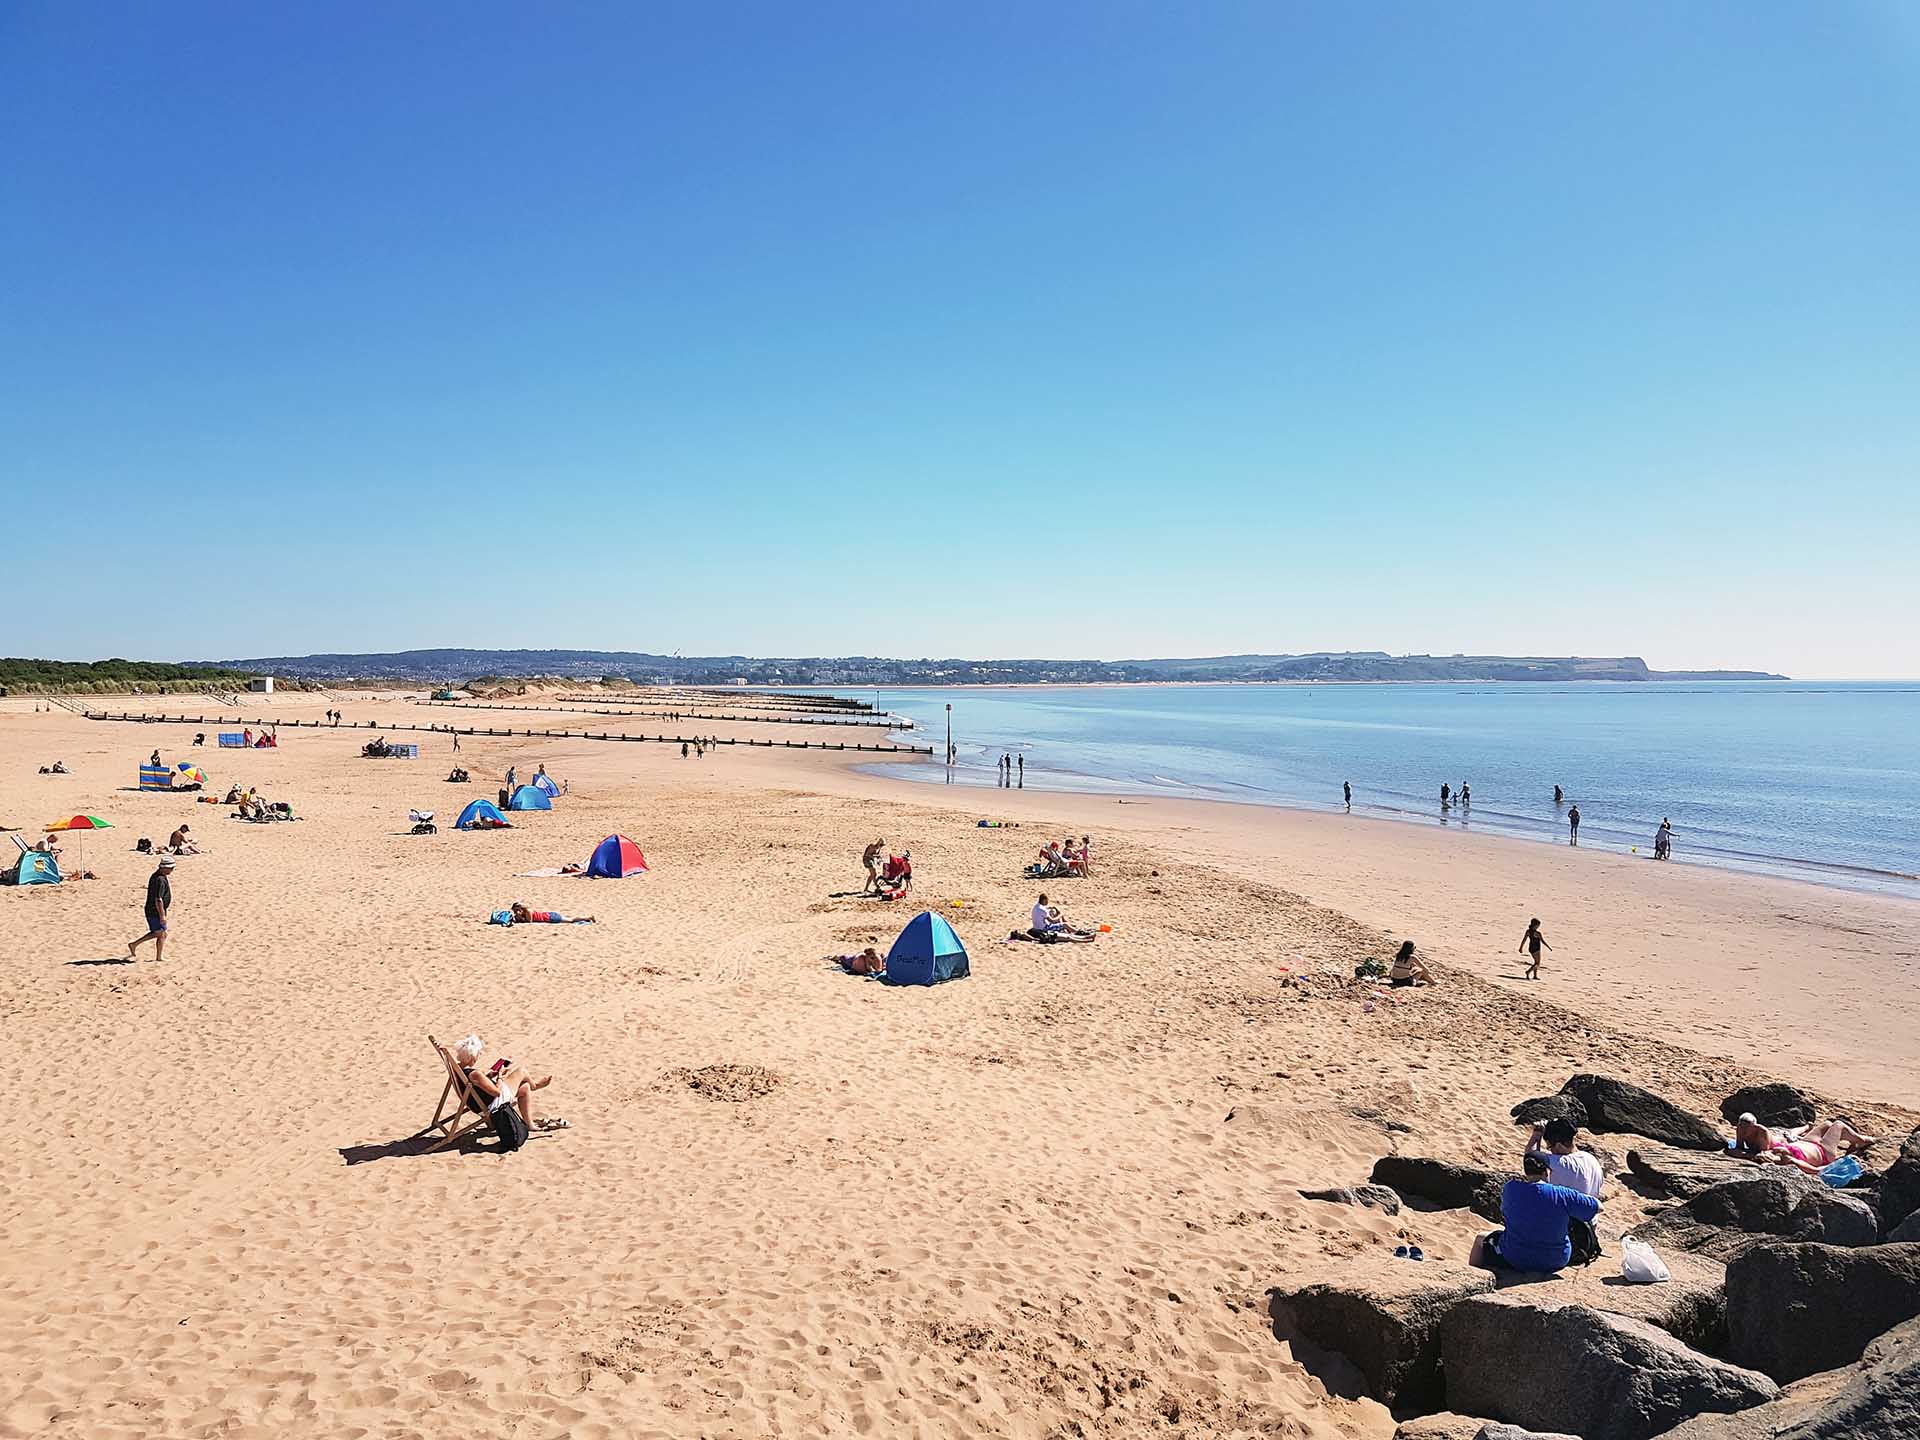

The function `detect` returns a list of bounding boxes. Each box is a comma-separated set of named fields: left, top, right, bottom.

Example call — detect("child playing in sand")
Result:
left=1518, top=918, right=1551, bottom=980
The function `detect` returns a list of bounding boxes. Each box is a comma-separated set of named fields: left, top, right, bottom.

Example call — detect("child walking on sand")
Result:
left=1519, top=917, right=1552, bottom=980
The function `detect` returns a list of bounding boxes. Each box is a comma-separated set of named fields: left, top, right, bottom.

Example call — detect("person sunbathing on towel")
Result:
left=508, top=902, right=595, bottom=924
left=1732, top=1114, right=1878, bottom=1172
left=167, top=825, right=199, bottom=855
left=837, top=947, right=885, bottom=976
left=453, top=1034, right=566, bottom=1131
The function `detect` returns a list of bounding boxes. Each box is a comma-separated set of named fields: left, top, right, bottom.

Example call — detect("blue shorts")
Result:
left=145, top=909, right=167, bottom=934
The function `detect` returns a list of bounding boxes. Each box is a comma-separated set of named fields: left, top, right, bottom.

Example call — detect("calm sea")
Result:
left=837, top=683, right=1920, bottom=896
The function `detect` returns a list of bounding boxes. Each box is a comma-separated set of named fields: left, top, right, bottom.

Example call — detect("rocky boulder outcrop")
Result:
left=1268, top=1256, right=1493, bottom=1411
left=1511, top=1094, right=1588, bottom=1128
left=1392, top=1414, right=1491, bottom=1440
left=1371, top=1156, right=1506, bottom=1222
left=1488, top=1247, right=1729, bottom=1353
left=1878, top=1125, right=1920, bottom=1233
left=1477, top=1427, right=1582, bottom=1440
left=1297, top=1183, right=1402, bottom=1214
left=1888, top=1211, right=1920, bottom=1244
left=1725, top=1241, right=1920, bottom=1382
left=1627, top=1141, right=1748, bottom=1200
left=1636, top=1170, right=1879, bottom=1261
left=1718, top=1084, right=1815, bottom=1129
left=1644, top=1314, right=1920, bottom=1440
left=1560, top=1075, right=1724, bottom=1150
left=1441, top=1296, right=1776, bottom=1440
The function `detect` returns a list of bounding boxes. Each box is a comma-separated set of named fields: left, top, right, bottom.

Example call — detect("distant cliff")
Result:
left=193, top=648, right=1788, bottom=685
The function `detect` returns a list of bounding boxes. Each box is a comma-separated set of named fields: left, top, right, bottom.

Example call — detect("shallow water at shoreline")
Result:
left=839, top=682, right=1920, bottom=898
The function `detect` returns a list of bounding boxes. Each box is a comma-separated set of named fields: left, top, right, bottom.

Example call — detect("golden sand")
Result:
left=2, top=693, right=1914, bottom=1437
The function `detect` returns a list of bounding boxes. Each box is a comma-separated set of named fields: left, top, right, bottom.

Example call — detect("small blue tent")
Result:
left=507, top=785, right=552, bottom=811
left=531, top=772, right=560, bottom=797
left=883, top=911, right=970, bottom=986
left=455, top=798, right=512, bottom=829
left=6, top=850, right=62, bottom=886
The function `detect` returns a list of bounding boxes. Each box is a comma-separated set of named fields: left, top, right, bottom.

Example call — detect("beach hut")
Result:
left=454, top=799, right=512, bottom=830
left=585, top=834, right=648, bottom=878
left=883, top=911, right=970, bottom=986
left=4, top=850, right=62, bottom=886
left=531, top=772, right=560, bottom=798
left=507, top=785, right=552, bottom=811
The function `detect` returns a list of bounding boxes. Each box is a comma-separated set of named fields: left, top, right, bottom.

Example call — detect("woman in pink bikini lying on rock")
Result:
left=1731, top=1113, right=1878, bottom=1173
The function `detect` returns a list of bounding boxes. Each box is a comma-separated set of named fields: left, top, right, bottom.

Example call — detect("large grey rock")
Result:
left=1561, top=1075, right=1724, bottom=1151
left=1636, top=1170, right=1880, bottom=1261
left=1268, top=1256, right=1493, bottom=1410
left=1511, top=1094, right=1589, bottom=1128
left=1478, top=1427, right=1582, bottom=1440
left=1487, top=1247, right=1729, bottom=1353
left=1297, top=1183, right=1403, bottom=1214
left=1392, top=1414, right=1490, bottom=1440
left=1888, top=1210, right=1920, bottom=1244
left=1646, top=1314, right=1920, bottom=1440
left=1725, top=1241, right=1920, bottom=1382
left=1371, top=1155, right=1506, bottom=1222
left=1879, top=1125, right=1920, bottom=1232
left=1627, top=1140, right=1747, bottom=1200
left=1442, top=1295, right=1777, bottom=1440
left=1719, top=1084, right=1816, bottom=1129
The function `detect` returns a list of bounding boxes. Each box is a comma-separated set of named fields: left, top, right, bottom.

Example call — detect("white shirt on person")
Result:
left=1543, top=1149, right=1605, bottom=1199
left=1032, top=904, right=1060, bottom=931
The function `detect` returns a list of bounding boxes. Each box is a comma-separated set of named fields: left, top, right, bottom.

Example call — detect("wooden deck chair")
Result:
left=417, top=1033, right=493, bottom=1152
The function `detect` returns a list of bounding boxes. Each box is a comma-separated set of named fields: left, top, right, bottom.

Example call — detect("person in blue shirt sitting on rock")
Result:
left=1470, top=1152, right=1602, bottom=1273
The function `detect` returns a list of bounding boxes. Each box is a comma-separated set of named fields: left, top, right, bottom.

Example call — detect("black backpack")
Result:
left=488, top=1101, right=529, bottom=1152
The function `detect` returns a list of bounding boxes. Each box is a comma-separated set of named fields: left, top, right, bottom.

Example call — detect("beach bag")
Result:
left=489, top=910, right=515, bottom=926
left=1568, top=1217, right=1602, bottom=1267
left=1620, top=1235, right=1670, bottom=1284
left=487, top=1097, right=529, bottom=1151
left=136, top=837, right=153, bottom=854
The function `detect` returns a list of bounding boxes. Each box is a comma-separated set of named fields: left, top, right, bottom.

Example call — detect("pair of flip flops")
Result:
left=536, top=1117, right=569, bottom=1132
left=1393, top=1245, right=1425, bottom=1262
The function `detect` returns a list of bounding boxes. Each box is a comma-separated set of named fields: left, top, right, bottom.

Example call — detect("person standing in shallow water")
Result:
left=1343, top=780, right=1352, bottom=810
left=1567, top=805, right=1580, bottom=844
left=1017, top=754, right=1024, bottom=789
left=1440, top=783, right=1451, bottom=808
left=1553, top=784, right=1564, bottom=805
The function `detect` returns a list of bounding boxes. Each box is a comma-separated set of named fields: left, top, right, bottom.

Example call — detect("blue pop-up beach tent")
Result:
left=455, top=798, right=512, bottom=829
left=531, top=772, right=560, bottom=797
left=507, top=785, right=551, bottom=811
left=6, top=850, right=62, bottom=886
left=883, top=911, right=970, bottom=986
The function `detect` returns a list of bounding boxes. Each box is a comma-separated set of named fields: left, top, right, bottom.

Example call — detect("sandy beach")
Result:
left=2, top=692, right=1915, bottom=1438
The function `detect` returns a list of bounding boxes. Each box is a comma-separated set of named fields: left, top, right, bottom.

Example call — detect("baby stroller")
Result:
left=876, top=853, right=913, bottom=899
left=409, top=809, right=437, bottom=835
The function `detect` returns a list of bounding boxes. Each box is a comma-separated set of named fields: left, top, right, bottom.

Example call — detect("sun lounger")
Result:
left=415, top=1035, right=493, bottom=1152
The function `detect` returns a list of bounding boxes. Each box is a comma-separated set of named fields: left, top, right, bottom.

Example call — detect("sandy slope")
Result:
left=0, top=695, right=1913, bottom=1439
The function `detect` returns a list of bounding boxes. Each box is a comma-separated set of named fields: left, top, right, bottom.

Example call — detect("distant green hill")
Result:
left=192, top=648, right=1788, bottom=685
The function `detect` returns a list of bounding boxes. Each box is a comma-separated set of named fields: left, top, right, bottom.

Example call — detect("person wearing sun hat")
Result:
left=127, top=855, right=176, bottom=962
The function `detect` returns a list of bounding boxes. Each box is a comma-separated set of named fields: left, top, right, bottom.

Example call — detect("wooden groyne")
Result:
left=419, top=699, right=898, bottom=728
left=78, top=711, right=934, bottom=755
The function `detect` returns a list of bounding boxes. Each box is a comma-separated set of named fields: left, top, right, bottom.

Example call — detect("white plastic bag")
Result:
left=1620, top=1235, right=1671, bottom=1284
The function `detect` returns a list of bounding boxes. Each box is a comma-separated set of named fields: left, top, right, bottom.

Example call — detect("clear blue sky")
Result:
left=5, top=4, right=1916, bottom=676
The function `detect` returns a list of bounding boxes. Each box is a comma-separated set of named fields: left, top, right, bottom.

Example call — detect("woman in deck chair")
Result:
left=453, top=1035, right=567, bottom=1132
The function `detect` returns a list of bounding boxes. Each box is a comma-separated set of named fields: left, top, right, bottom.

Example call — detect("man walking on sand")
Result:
left=128, top=855, right=175, bottom=962
left=862, top=838, right=885, bottom=893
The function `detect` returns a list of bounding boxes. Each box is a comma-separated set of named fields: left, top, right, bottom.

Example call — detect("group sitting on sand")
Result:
left=1730, top=1114, right=1877, bottom=1173
left=1470, top=1115, right=1606, bottom=1274
left=1026, top=836, right=1091, bottom=879
left=37, top=760, right=70, bottom=774
left=1009, top=893, right=1096, bottom=944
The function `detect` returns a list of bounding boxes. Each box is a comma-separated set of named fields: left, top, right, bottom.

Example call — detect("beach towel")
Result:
left=515, top=867, right=572, bottom=877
